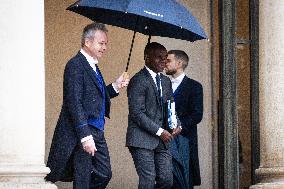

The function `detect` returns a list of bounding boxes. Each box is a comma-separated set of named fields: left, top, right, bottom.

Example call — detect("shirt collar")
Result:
left=80, top=49, right=98, bottom=65
left=171, top=73, right=185, bottom=83
left=145, top=65, right=160, bottom=79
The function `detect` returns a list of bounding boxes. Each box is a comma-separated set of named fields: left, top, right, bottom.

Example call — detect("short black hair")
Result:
left=168, top=50, right=189, bottom=69
left=144, top=42, right=166, bottom=57
left=81, top=22, right=108, bottom=47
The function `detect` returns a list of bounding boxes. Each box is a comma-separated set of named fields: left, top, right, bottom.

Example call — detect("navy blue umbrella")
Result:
left=67, top=0, right=207, bottom=71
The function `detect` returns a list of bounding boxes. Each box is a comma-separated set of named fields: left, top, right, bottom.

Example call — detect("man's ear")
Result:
left=144, top=54, right=148, bottom=61
left=84, top=39, right=91, bottom=48
left=177, top=60, right=183, bottom=69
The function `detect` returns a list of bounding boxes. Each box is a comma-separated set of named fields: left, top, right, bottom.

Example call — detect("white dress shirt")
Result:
left=171, top=73, right=185, bottom=93
left=145, top=66, right=163, bottom=96
left=80, top=49, right=98, bottom=71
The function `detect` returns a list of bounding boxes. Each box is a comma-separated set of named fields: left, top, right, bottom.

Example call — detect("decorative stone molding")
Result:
left=250, top=182, right=284, bottom=189
left=0, top=164, right=57, bottom=188
left=0, top=183, right=57, bottom=189
left=250, top=0, right=284, bottom=188
left=255, top=167, right=284, bottom=183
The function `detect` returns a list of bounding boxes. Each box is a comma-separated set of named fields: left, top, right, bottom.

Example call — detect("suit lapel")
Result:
left=174, top=76, right=187, bottom=97
left=77, top=52, right=102, bottom=95
left=161, top=75, right=168, bottom=102
left=95, top=65, right=110, bottom=102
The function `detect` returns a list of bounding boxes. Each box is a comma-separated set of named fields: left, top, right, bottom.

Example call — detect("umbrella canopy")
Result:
left=67, top=0, right=207, bottom=41
left=67, top=0, right=207, bottom=71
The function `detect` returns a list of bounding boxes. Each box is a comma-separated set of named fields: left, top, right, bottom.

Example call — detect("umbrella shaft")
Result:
left=125, top=30, right=137, bottom=72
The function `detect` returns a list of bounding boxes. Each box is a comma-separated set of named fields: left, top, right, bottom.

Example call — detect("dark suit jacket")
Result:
left=126, top=67, right=173, bottom=150
left=174, top=75, right=203, bottom=186
left=46, top=52, right=118, bottom=182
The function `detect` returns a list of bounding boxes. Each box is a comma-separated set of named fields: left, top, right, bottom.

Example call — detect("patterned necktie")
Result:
left=155, top=74, right=162, bottom=98
left=156, top=74, right=164, bottom=128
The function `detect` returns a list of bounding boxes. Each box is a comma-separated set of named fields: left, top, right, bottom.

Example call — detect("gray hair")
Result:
left=168, top=50, right=189, bottom=70
left=81, top=22, right=108, bottom=47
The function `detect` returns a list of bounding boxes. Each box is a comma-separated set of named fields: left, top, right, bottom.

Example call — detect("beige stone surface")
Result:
left=235, top=0, right=252, bottom=187
left=0, top=183, right=57, bottom=189
left=45, top=0, right=212, bottom=188
left=237, top=44, right=252, bottom=188
left=0, top=0, right=56, bottom=188
left=250, top=182, right=284, bottom=189
left=258, top=0, right=284, bottom=169
left=211, top=1, right=220, bottom=188
left=251, top=0, right=284, bottom=188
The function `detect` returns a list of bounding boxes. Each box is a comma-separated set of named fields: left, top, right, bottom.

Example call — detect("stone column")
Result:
left=0, top=1, right=56, bottom=188
left=250, top=1, right=284, bottom=188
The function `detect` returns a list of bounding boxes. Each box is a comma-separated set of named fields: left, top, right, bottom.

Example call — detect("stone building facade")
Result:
left=0, top=0, right=283, bottom=188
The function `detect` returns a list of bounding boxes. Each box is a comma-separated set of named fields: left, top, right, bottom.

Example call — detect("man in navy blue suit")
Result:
left=46, top=23, right=129, bottom=189
left=165, top=50, right=203, bottom=189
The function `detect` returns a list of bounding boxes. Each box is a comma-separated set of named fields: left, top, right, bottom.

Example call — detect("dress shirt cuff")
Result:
left=156, top=128, right=164, bottom=136
left=81, top=135, right=93, bottom=143
left=112, top=83, right=119, bottom=93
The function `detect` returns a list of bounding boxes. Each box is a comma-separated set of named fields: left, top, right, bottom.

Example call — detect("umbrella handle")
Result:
left=148, top=35, right=151, bottom=44
left=125, top=31, right=137, bottom=72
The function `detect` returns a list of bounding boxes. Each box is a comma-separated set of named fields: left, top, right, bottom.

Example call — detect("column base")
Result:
left=250, top=182, right=284, bottom=189
left=250, top=167, right=284, bottom=189
left=0, top=182, right=57, bottom=189
left=255, top=167, right=284, bottom=183
left=0, top=164, right=57, bottom=189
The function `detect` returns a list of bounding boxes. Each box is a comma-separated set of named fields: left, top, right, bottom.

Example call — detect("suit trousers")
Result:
left=73, top=126, right=112, bottom=189
left=129, top=140, right=173, bottom=189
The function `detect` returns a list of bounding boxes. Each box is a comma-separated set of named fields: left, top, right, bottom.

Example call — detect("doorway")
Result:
left=212, top=0, right=259, bottom=188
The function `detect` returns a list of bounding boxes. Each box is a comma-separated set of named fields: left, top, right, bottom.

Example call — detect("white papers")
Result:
left=167, top=99, right=177, bottom=129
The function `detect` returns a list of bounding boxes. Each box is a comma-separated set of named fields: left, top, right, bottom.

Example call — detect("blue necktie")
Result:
left=95, top=66, right=104, bottom=92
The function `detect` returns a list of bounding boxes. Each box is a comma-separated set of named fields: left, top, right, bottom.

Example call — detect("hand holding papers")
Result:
left=167, top=97, right=181, bottom=137
left=167, top=97, right=178, bottom=130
